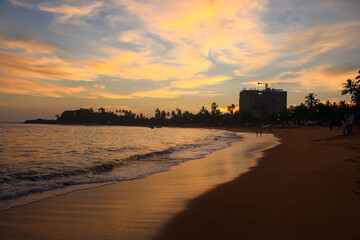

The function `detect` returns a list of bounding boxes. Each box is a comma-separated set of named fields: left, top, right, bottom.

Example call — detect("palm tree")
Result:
left=341, top=78, right=360, bottom=106
left=227, top=104, right=236, bottom=114
left=339, top=100, right=347, bottom=108
left=342, top=79, right=358, bottom=95
left=155, top=108, right=161, bottom=119
left=211, top=102, right=218, bottom=116
left=304, top=93, right=319, bottom=109
left=176, top=108, right=182, bottom=117
left=356, top=70, right=360, bottom=82
left=304, top=93, right=320, bottom=120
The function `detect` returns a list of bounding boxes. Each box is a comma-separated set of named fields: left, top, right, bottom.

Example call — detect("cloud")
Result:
left=277, top=21, right=360, bottom=67
left=88, top=87, right=199, bottom=99
left=7, top=0, right=36, bottom=9
left=117, top=31, right=146, bottom=45
left=131, top=87, right=199, bottom=99
left=88, top=47, right=211, bottom=81
left=92, top=91, right=133, bottom=99
left=37, top=1, right=103, bottom=24
left=0, top=36, right=97, bottom=97
left=0, top=37, right=60, bottom=54
left=0, top=75, right=84, bottom=98
left=172, top=75, right=231, bottom=89
left=0, top=51, right=95, bottom=81
left=273, top=65, right=358, bottom=93
left=86, top=0, right=274, bottom=85
left=4, top=0, right=360, bottom=104
left=278, top=72, right=301, bottom=80
left=103, top=0, right=274, bottom=78
left=322, top=64, right=360, bottom=76
left=93, top=84, right=105, bottom=90
left=241, top=64, right=358, bottom=93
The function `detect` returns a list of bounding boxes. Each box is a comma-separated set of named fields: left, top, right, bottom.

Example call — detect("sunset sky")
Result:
left=0, top=0, right=359, bottom=121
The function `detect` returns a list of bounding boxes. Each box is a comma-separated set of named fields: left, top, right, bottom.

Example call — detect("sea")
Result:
left=0, top=123, right=243, bottom=211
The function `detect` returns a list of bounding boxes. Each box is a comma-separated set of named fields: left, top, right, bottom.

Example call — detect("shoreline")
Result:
left=154, top=126, right=360, bottom=240
left=0, top=131, right=277, bottom=240
left=0, top=127, right=250, bottom=212
left=0, top=125, right=240, bottom=212
left=1, top=126, right=359, bottom=239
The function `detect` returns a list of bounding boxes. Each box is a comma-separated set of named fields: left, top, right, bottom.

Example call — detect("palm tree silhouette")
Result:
left=342, top=79, right=358, bottom=95
left=305, top=93, right=320, bottom=120
left=342, top=78, right=360, bottom=105
left=356, top=70, right=360, bottom=82
left=305, top=93, right=320, bottom=109
left=227, top=104, right=236, bottom=114
left=211, top=102, right=218, bottom=116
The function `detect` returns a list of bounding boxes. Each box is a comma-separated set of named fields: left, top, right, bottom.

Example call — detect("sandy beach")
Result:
left=155, top=126, right=360, bottom=240
left=1, top=127, right=359, bottom=240
left=0, top=132, right=277, bottom=240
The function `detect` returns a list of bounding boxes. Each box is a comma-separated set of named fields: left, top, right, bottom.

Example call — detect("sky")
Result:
left=0, top=0, right=359, bottom=122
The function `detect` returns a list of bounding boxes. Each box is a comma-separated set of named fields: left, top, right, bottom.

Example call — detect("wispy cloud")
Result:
left=273, top=65, right=358, bottom=93
left=132, top=87, right=199, bottom=99
left=277, top=21, right=360, bottom=67
left=0, top=50, right=94, bottom=82
left=37, top=1, right=103, bottom=24
left=2, top=0, right=360, bottom=107
left=172, top=75, right=231, bottom=89
left=0, top=75, right=84, bottom=98
left=117, top=0, right=273, bottom=74
left=87, top=86, right=200, bottom=99
left=88, top=47, right=211, bottom=81
left=7, top=0, right=36, bottom=9
left=0, top=37, right=60, bottom=54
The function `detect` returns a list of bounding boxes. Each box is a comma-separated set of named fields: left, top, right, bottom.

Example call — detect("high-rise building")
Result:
left=239, top=87, right=287, bottom=115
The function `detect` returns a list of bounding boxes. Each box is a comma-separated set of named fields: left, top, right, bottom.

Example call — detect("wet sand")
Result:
left=154, top=126, right=360, bottom=240
left=0, top=132, right=278, bottom=240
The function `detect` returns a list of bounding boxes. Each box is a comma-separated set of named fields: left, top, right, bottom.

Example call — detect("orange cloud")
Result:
left=273, top=65, right=357, bottom=93
left=88, top=47, right=211, bottom=81
left=132, top=88, right=199, bottom=99
left=0, top=75, right=84, bottom=97
left=0, top=36, right=96, bottom=98
left=0, top=51, right=94, bottom=81
left=172, top=75, right=231, bottom=88
left=92, top=91, right=133, bottom=99
left=87, top=87, right=200, bottom=99
left=117, top=0, right=273, bottom=75
left=0, top=37, right=59, bottom=54
left=118, top=31, right=147, bottom=45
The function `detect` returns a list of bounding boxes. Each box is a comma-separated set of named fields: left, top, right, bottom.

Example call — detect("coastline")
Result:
left=0, top=131, right=277, bottom=240
left=0, top=126, right=359, bottom=239
left=154, top=126, right=360, bottom=240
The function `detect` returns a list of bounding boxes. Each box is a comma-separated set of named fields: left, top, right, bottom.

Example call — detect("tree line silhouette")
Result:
left=26, top=70, right=360, bottom=127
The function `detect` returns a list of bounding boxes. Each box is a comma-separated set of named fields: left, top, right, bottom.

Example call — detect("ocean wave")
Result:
left=6, top=132, right=241, bottom=182
left=0, top=129, right=242, bottom=210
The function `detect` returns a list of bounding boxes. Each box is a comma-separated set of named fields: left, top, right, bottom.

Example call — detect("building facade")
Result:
left=239, top=88, right=287, bottom=115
